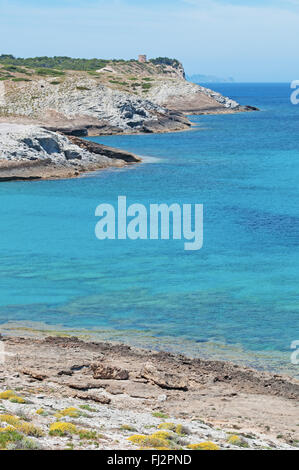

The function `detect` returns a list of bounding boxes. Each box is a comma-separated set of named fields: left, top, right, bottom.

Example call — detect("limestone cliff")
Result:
left=0, top=57, right=258, bottom=180
left=0, top=57, right=257, bottom=137
left=0, top=123, right=140, bottom=181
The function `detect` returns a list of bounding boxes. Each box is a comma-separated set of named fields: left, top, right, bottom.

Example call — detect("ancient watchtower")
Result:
left=138, top=55, right=147, bottom=63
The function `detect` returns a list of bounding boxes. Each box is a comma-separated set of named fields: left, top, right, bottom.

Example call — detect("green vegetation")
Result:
left=149, top=57, right=181, bottom=69
left=0, top=54, right=181, bottom=74
left=152, top=412, right=169, bottom=419
left=187, top=442, right=220, bottom=451
left=142, top=83, right=152, bottom=91
left=35, top=68, right=65, bottom=77
left=2, top=65, right=30, bottom=74
left=12, top=77, right=31, bottom=82
left=49, top=421, right=97, bottom=440
left=227, top=434, right=249, bottom=448
left=79, top=404, right=97, bottom=413
left=109, top=80, right=129, bottom=86
left=76, top=86, right=90, bottom=91
left=0, top=54, right=109, bottom=71
left=120, top=424, right=138, bottom=432
left=0, top=428, right=24, bottom=450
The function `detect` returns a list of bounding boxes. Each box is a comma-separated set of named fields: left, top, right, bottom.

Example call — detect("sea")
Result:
left=0, top=83, right=298, bottom=377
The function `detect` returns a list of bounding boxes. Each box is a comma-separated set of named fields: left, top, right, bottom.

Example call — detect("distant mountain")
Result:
left=187, top=74, right=235, bottom=84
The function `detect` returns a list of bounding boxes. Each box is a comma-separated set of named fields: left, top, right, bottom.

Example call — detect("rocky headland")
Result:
left=0, top=334, right=298, bottom=450
left=0, top=57, right=258, bottom=181
left=0, top=123, right=140, bottom=181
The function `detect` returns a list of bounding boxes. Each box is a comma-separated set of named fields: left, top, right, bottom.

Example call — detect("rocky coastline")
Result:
left=0, top=59, right=259, bottom=181
left=0, top=123, right=141, bottom=181
left=0, top=334, right=298, bottom=450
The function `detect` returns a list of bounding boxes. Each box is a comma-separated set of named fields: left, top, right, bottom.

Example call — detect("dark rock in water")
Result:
left=45, top=126, right=89, bottom=137
left=244, top=105, right=260, bottom=111
left=68, top=136, right=141, bottom=163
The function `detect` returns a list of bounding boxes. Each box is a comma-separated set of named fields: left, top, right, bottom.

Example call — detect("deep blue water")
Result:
left=0, top=83, right=298, bottom=375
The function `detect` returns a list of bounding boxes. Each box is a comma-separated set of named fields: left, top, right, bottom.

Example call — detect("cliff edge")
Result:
left=0, top=56, right=257, bottom=136
left=0, top=56, right=258, bottom=180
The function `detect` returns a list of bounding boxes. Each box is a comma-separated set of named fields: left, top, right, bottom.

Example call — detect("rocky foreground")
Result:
left=0, top=335, right=298, bottom=450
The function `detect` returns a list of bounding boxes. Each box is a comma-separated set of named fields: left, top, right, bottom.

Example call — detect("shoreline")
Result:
left=0, top=333, right=298, bottom=450
left=0, top=127, right=142, bottom=182
left=0, top=321, right=297, bottom=379
left=0, top=106, right=257, bottom=183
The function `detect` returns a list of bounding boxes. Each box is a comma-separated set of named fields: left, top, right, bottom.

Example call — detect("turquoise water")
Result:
left=0, top=83, right=298, bottom=375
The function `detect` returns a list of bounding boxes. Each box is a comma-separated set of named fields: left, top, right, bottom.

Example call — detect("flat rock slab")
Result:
left=91, top=363, right=129, bottom=381
left=141, top=362, right=189, bottom=391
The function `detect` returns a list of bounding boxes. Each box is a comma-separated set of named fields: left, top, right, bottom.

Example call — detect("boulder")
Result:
left=91, top=363, right=129, bottom=380
left=141, top=362, right=188, bottom=391
left=73, top=392, right=111, bottom=404
left=21, top=368, right=48, bottom=381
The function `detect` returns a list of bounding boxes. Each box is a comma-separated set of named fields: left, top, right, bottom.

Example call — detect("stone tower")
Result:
left=138, top=55, right=147, bottom=63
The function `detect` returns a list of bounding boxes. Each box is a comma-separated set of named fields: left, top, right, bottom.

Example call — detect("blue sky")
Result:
left=0, top=0, right=298, bottom=81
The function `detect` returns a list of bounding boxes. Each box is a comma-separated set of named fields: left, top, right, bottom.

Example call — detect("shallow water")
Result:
left=0, top=83, right=298, bottom=376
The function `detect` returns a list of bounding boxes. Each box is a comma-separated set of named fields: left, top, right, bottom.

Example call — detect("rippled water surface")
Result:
left=0, top=84, right=298, bottom=376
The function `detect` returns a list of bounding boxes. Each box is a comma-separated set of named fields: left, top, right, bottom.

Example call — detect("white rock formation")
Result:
left=148, top=80, right=239, bottom=109
left=0, top=123, right=110, bottom=166
left=0, top=82, right=5, bottom=106
left=1, top=75, right=240, bottom=134
left=2, top=79, right=169, bottom=131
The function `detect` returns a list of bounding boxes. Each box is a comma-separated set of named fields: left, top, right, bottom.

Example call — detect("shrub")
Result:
left=9, top=396, right=27, bottom=403
left=0, top=414, right=43, bottom=437
left=152, top=412, right=169, bottom=419
left=158, top=422, right=176, bottom=431
left=78, top=429, right=97, bottom=440
left=79, top=405, right=97, bottom=413
left=128, top=434, right=170, bottom=449
left=120, top=424, right=137, bottom=432
left=6, top=437, right=41, bottom=450
left=17, top=422, right=44, bottom=437
left=54, top=407, right=81, bottom=418
left=49, top=422, right=78, bottom=437
left=151, top=431, right=172, bottom=440
left=0, top=414, right=20, bottom=426
left=12, top=78, right=31, bottom=82
left=35, top=68, right=65, bottom=77
left=0, top=390, right=27, bottom=402
left=187, top=442, right=220, bottom=451
left=142, top=83, right=152, bottom=91
left=0, top=390, right=15, bottom=400
left=227, top=434, right=249, bottom=448
left=0, top=428, right=23, bottom=450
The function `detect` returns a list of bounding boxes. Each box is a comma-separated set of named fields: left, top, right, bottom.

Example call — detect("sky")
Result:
left=0, top=0, right=298, bottom=81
